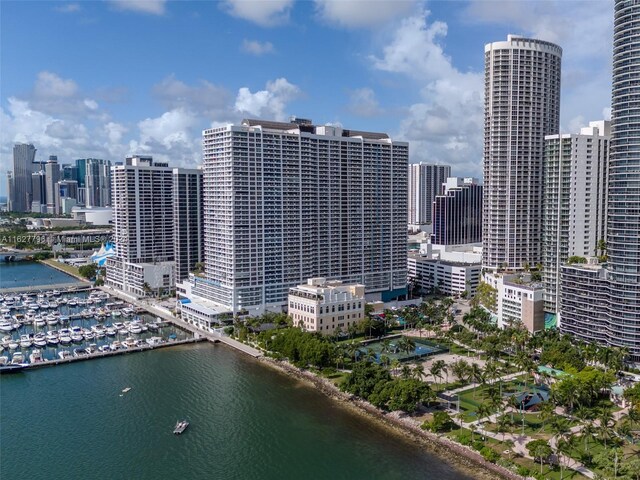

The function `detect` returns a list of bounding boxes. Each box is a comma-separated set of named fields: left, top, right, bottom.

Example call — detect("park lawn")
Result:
left=509, top=454, right=588, bottom=480
left=40, top=258, right=82, bottom=278
left=456, top=377, right=529, bottom=419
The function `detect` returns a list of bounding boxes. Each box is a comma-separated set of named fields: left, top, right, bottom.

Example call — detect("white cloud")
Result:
left=347, top=88, right=382, bottom=117
left=138, top=108, right=196, bottom=150
left=55, top=3, right=81, bottom=13
left=370, top=10, right=483, bottom=176
left=109, top=0, right=166, bottom=15
left=34, top=71, right=78, bottom=98
left=315, top=0, right=418, bottom=28
left=152, top=75, right=231, bottom=120
left=241, top=39, right=275, bottom=55
left=235, top=78, right=300, bottom=121
left=221, top=0, right=293, bottom=27
left=105, top=122, right=128, bottom=144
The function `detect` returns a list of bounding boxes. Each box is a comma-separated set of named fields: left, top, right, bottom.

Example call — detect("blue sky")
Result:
left=0, top=0, right=613, bottom=195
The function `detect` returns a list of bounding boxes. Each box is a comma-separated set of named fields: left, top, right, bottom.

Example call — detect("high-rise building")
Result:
left=407, top=163, right=450, bottom=225
left=173, top=168, right=203, bottom=281
left=45, top=155, right=60, bottom=214
left=85, top=158, right=111, bottom=207
left=62, top=164, right=78, bottom=182
left=483, top=35, right=562, bottom=270
left=560, top=1, right=640, bottom=360
left=431, top=177, right=482, bottom=245
left=184, top=118, right=408, bottom=317
left=55, top=180, right=79, bottom=214
left=31, top=170, right=47, bottom=213
left=6, top=172, right=14, bottom=211
left=543, top=121, right=610, bottom=313
left=106, top=156, right=175, bottom=297
left=10, top=143, right=37, bottom=212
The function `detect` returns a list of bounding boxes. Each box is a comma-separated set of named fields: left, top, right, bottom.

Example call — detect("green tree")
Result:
left=427, top=411, right=454, bottom=433
left=78, top=263, right=98, bottom=279
left=526, top=439, right=552, bottom=475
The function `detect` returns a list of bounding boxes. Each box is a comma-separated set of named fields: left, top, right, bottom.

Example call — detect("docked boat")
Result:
left=106, top=326, right=117, bottom=336
left=0, top=321, right=14, bottom=332
left=173, top=420, right=189, bottom=435
left=33, top=317, right=46, bottom=327
left=98, top=345, right=111, bottom=353
left=58, top=350, right=72, bottom=360
left=8, top=340, right=19, bottom=350
left=0, top=355, right=8, bottom=365
left=110, top=341, right=122, bottom=350
left=29, top=349, right=43, bottom=363
left=19, top=334, right=33, bottom=349
left=45, top=332, right=59, bottom=346
left=58, top=328, right=72, bottom=344
left=34, top=333, right=48, bottom=347
left=73, top=348, right=88, bottom=357
left=11, top=352, right=25, bottom=364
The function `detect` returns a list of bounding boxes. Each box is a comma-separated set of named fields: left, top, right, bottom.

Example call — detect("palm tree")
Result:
left=400, top=364, right=412, bottom=379
left=539, top=401, right=555, bottom=433
left=430, top=359, right=446, bottom=384
left=390, top=359, right=401, bottom=376
left=380, top=339, right=391, bottom=355
left=470, top=362, right=485, bottom=399
left=451, top=359, right=470, bottom=385
left=379, top=354, right=391, bottom=368
left=413, top=363, right=425, bottom=381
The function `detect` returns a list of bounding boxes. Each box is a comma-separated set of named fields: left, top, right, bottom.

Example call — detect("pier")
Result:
left=0, top=282, right=91, bottom=294
left=100, top=286, right=263, bottom=358
left=20, top=338, right=202, bottom=371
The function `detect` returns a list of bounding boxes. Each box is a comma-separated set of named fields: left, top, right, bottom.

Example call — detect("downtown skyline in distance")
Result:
left=0, top=0, right=613, bottom=195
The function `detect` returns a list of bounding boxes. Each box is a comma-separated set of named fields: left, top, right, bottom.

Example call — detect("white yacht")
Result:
left=29, top=349, right=43, bottom=363
left=58, top=350, right=72, bottom=360
left=19, top=334, right=33, bottom=349
left=0, top=321, right=14, bottom=332
left=11, top=352, right=25, bottom=365
left=45, top=332, right=59, bottom=346
left=33, top=333, right=48, bottom=347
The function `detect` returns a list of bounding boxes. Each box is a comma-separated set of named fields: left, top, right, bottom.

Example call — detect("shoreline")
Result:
left=257, top=355, right=523, bottom=480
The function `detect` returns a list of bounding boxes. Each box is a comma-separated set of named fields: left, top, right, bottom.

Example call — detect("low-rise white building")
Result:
left=407, top=243, right=481, bottom=297
left=288, top=278, right=365, bottom=335
left=484, top=272, right=545, bottom=333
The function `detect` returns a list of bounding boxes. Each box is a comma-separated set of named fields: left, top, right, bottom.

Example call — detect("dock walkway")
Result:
left=0, top=282, right=90, bottom=294
left=23, top=338, right=201, bottom=371
left=99, top=286, right=263, bottom=358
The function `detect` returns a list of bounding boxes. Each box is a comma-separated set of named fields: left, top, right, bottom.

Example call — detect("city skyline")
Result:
left=0, top=0, right=613, bottom=195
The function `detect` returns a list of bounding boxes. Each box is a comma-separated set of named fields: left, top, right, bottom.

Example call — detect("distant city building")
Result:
left=408, top=243, right=482, bottom=297
left=288, top=278, right=365, bottom=335
left=180, top=118, right=408, bottom=320
left=31, top=170, right=47, bottom=213
left=10, top=143, right=37, bottom=212
left=6, top=171, right=14, bottom=212
left=542, top=121, right=610, bottom=313
left=431, top=177, right=482, bottom=245
left=483, top=35, right=562, bottom=270
left=62, top=164, right=78, bottom=182
left=55, top=180, right=79, bottom=214
left=45, top=155, right=60, bottom=214
left=173, top=168, right=203, bottom=281
left=559, top=1, right=640, bottom=360
left=85, top=158, right=111, bottom=207
left=106, top=156, right=175, bottom=297
left=408, top=163, right=450, bottom=225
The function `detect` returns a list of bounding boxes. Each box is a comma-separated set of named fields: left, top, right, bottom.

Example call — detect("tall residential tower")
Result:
left=483, top=35, right=562, bottom=270
left=10, top=143, right=37, bottom=212
left=183, top=118, right=408, bottom=319
left=407, top=163, right=450, bottom=226
left=560, top=1, right=640, bottom=360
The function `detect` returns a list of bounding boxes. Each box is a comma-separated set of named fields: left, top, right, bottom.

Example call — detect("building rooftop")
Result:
left=242, top=118, right=390, bottom=140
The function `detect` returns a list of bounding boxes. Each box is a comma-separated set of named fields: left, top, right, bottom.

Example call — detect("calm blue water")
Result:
left=0, top=261, right=80, bottom=288
left=1, top=343, right=475, bottom=480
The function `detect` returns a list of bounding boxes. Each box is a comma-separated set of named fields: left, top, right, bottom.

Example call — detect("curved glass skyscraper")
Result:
left=560, top=0, right=640, bottom=360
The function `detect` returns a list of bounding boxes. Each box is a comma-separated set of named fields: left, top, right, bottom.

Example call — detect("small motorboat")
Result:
left=29, top=349, right=43, bottom=363
left=173, top=420, right=189, bottom=435
left=58, top=350, right=72, bottom=360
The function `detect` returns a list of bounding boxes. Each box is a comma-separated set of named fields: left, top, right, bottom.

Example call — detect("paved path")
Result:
left=442, top=371, right=526, bottom=396
left=455, top=407, right=597, bottom=479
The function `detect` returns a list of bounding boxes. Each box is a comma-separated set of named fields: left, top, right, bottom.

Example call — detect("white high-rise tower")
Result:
left=483, top=35, right=562, bottom=270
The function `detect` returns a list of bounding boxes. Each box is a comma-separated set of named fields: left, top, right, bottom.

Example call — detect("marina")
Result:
left=0, top=286, right=195, bottom=371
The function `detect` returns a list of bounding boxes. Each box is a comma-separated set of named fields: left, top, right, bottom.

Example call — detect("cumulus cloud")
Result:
left=109, top=0, right=166, bottom=15
left=347, top=88, right=382, bottom=117
left=370, top=10, right=483, bottom=176
left=152, top=75, right=231, bottom=119
left=241, top=39, right=275, bottom=55
left=315, top=0, right=418, bottom=28
left=235, top=78, right=300, bottom=121
left=221, top=0, right=293, bottom=27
